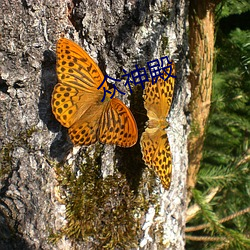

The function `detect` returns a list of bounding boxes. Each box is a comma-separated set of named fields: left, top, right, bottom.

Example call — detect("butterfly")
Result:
left=51, top=38, right=138, bottom=147
left=140, top=62, right=175, bottom=189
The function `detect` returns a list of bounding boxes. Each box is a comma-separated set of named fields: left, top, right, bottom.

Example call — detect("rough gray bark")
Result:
left=0, top=0, right=189, bottom=249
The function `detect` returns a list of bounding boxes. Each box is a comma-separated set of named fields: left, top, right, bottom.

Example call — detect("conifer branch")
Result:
left=186, top=187, right=219, bottom=222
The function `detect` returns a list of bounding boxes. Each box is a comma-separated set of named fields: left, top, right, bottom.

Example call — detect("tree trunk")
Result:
left=187, top=0, right=220, bottom=203
left=0, top=0, right=189, bottom=249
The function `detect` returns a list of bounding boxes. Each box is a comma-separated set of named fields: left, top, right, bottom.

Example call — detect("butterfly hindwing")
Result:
left=98, top=98, right=138, bottom=147
left=68, top=120, right=99, bottom=146
left=141, top=128, right=172, bottom=190
left=67, top=101, right=105, bottom=145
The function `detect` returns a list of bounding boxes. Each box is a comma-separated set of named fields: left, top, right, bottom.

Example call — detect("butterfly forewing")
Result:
left=52, top=83, right=79, bottom=127
left=56, top=38, right=108, bottom=92
left=143, top=63, right=175, bottom=120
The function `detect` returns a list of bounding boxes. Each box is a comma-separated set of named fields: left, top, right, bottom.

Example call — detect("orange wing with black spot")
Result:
left=51, top=38, right=138, bottom=147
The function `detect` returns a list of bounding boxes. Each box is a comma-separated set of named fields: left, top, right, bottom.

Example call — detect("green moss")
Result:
left=25, top=126, right=38, bottom=138
left=189, top=119, right=202, bottom=139
left=51, top=149, right=157, bottom=248
left=161, top=35, right=170, bottom=56
left=0, top=144, right=13, bottom=178
left=159, top=2, right=171, bottom=57
left=0, top=126, right=38, bottom=178
left=160, top=1, right=170, bottom=20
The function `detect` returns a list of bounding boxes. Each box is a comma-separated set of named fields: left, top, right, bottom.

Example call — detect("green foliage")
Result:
left=192, top=189, right=224, bottom=233
left=197, top=165, right=239, bottom=188
left=187, top=1, right=250, bottom=249
left=218, top=0, right=250, bottom=17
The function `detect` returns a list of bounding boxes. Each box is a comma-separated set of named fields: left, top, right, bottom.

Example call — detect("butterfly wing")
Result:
left=143, top=62, right=175, bottom=120
left=52, top=38, right=138, bottom=147
left=140, top=128, right=172, bottom=190
left=52, top=38, right=107, bottom=128
left=98, top=98, right=138, bottom=147
left=56, top=38, right=107, bottom=91
left=67, top=101, right=104, bottom=145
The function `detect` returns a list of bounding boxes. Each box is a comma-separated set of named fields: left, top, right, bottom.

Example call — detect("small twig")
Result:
left=185, top=206, right=250, bottom=232
left=236, top=150, right=250, bottom=168
left=185, top=235, right=227, bottom=242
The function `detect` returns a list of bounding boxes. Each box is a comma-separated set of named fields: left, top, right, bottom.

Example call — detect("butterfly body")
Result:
left=52, top=38, right=138, bottom=147
left=140, top=64, right=175, bottom=190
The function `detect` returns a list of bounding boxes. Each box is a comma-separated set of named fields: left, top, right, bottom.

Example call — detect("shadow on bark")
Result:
left=39, top=50, right=73, bottom=161
left=116, top=86, right=147, bottom=191
left=0, top=211, right=32, bottom=250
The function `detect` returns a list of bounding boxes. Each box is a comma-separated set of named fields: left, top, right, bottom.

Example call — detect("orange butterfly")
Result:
left=140, top=62, right=175, bottom=189
left=51, top=38, right=138, bottom=147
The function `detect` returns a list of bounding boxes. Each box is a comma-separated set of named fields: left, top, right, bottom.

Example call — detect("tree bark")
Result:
left=0, top=0, right=189, bottom=249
